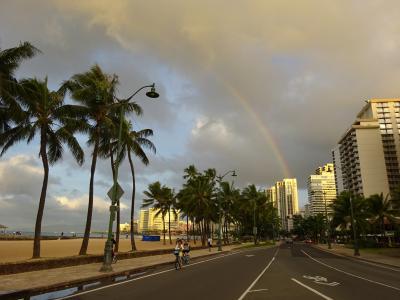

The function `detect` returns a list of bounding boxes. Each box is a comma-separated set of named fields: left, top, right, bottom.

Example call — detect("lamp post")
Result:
left=322, top=191, right=332, bottom=249
left=216, top=170, right=237, bottom=251
left=349, top=195, right=360, bottom=256
left=100, top=84, right=159, bottom=272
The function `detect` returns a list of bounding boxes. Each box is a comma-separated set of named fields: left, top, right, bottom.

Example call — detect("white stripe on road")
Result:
left=237, top=247, right=279, bottom=300
left=291, top=278, right=333, bottom=300
left=248, top=288, right=268, bottom=293
left=60, top=247, right=276, bottom=299
left=313, top=246, right=400, bottom=272
left=301, top=249, right=400, bottom=291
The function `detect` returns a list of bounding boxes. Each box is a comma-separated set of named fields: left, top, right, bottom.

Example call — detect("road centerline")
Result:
left=301, top=249, right=400, bottom=292
left=291, top=278, right=334, bottom=300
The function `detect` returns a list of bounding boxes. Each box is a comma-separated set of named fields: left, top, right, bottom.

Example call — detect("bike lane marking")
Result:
left=301, top=249, right=400, bottom=292
left=291, top=278, right=333, bottom=300
left=237, top=247, right=279, bottom=300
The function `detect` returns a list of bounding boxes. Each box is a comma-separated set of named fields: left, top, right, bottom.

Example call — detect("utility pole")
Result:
left=323, top=191, right=332, bottom=249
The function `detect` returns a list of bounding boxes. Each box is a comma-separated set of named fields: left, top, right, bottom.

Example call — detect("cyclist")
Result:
left=182, top=240, right=191, bottom=264
left=174, top=239, right=183, bottom=269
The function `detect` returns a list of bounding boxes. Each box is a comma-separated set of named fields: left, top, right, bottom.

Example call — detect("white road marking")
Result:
left=248, top=288, right=268, bottom=293
left=301, top=249, right=400, bottom=291
left=237, top=247, right=279, bottom=300
left=245, top=254, right=255, bottom=257
left=291, top=278, right=334, bottom=300
left=313, top=246, right=400, bottom=272
left=302, top=275, right=340, bottom=286
left=59, top=246, right=276, bottom=299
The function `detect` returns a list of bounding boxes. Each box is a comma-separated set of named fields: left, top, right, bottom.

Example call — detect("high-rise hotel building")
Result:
left=266, top=178, right=299, bottom=231
left=332, top=99, right=400, bottom=197
left=307, top=163, right=337, bottom=216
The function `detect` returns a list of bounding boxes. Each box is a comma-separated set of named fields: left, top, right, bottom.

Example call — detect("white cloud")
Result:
left=56, top=195, right=128, bottom=213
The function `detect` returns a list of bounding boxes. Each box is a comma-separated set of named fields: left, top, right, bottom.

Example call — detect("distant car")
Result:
left=286, top=238, right=293, bottom=244
left=304, top=239, right=312, bottom=244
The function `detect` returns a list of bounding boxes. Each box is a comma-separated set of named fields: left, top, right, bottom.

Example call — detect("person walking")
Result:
left=207, top=237, right=212, bottom=252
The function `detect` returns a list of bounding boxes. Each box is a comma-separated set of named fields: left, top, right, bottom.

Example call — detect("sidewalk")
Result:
left=313, top=243, right=400, bottom=268
left=0, top=244, right=243, bottom=296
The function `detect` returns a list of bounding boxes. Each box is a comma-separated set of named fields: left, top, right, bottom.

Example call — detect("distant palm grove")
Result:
left=293, top=191, right=400, bottom=248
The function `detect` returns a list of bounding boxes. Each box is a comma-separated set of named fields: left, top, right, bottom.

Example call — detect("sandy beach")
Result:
left=0, top=237, right=202, bottom=263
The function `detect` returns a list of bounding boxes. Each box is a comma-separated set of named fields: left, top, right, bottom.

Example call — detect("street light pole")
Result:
left=349, top=195, right=360, bottom=256
left=253, top=201, right=257, bottom=245
left=216, top=170, right=237, bottom=252
left=100, top=84, right=159, bottom=272
left=323, top=191, right=332, bottom=249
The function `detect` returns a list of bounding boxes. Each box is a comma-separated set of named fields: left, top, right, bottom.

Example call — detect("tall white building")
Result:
left=267, top=178, right=299, bottom=231
left=307, top=163, right=337, bottom=216
left=332, top=99, right=400, bottom=197
left=138, top=207, right=180, bottom=233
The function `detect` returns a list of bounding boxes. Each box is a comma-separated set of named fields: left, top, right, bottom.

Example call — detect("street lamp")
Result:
left=216, top=170, right=237, bottom=251
left=322, top=191, right=332, bottom=249
left=100, top=83, right=159, bottom=272
left=349, top=195, right=360, bottom=256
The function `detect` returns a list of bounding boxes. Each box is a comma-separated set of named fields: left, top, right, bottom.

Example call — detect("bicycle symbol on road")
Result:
left=302, top=275, right=340, bottom=286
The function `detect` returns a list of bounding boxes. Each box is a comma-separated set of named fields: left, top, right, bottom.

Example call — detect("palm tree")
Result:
left=0, top=42, right=39, bottom=132
left=183, top=165, right=198, bottom=181
left=142, top=181, right=171, bottom=245
left=177, top=172, right=215, bottom=245
left=366, top=193, right=398, bottom=236
left=331, top=191, right=369, bottom=242
left=0, top=77, right=84, bottom=258
left=60, top=64, right=142, bottom=255
left=118, top=121, right=156, bottom=251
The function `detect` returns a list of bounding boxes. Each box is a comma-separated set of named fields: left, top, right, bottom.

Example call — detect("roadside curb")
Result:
left=1, top=249, right=233, bottom=299
left=311, top=244, right=400, bottom=270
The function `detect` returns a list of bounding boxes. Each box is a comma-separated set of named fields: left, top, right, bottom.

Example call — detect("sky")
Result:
left=1, top=0, right=400, bottom=232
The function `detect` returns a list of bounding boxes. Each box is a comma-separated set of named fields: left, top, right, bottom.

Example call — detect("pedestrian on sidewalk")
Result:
left=208, top=237, right=212, bottom=252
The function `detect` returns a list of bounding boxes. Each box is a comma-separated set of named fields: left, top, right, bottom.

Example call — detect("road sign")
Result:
left=107, top=183, right=124, bottom=202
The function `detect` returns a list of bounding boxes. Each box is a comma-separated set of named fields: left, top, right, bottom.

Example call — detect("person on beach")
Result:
left=207, top=237, right=212, bottom=251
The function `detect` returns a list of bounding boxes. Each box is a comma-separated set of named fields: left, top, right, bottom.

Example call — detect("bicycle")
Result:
left=182, top=252, right=190, bottom=265
left=174, top=250, right=182, bottom=270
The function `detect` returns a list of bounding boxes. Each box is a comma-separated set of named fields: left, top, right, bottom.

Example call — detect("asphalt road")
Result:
left=63, top=243, right=400, bottom=300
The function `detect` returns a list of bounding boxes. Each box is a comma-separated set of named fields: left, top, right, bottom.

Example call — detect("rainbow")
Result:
left=218, top=77, right=292, bottom=179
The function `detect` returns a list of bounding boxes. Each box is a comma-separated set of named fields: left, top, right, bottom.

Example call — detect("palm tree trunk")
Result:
left=127, top=150, right=137, bottom=251
left=168, top=208, right=172, bottom=244
left=110, top=152, right=120, bottom=253
left=79, top=138, right=99, bottom=255
left=192, top=218, right=196, bottom=244
left=186, top=215, right=189, bottom=241
left=32, top=131, right=49, bottom=259
left=163, top=215, right=166, bottom=245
